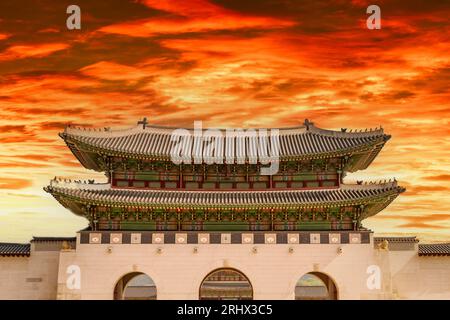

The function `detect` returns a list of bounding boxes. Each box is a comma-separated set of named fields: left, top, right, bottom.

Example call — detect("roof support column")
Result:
left=270, top=208, right=274, bottom=231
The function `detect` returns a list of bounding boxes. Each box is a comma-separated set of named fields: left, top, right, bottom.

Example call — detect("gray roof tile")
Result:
left=374, top=236, right=418, bottom=243
left=0, top=243, right=30, bottom=256
left=62, top=122, right=389, bottom=172
left=419, top=243, right=450, bottom=256
left=45, top=181, right=404, bottom=221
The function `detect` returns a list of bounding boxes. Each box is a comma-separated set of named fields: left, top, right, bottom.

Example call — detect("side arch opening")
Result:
left=114, top=272, right=157, bottom=300
left=295, top=272, right=338, bottom=300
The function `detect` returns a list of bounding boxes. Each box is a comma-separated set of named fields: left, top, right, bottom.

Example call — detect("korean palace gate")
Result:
left=44, top=119, right=404, bottom=300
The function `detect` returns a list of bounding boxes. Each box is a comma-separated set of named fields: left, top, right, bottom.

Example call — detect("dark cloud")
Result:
left=0, top=0, right=161, bottom=39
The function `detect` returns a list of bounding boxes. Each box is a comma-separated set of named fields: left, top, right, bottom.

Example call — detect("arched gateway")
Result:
left=295, top=272, right=338, bottom=300
left=114, top=272, right=157, bottom=300
left=199, top=268, right=253, bottom=300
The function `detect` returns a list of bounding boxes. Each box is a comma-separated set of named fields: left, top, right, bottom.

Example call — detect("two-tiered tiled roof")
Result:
left=45, top=120, right=404, bottom=230
left=61, top=120, right=390, bottom=172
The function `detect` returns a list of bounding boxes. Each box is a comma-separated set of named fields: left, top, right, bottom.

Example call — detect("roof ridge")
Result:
left=31, top=236, right=76, bottom=242
left=374, top=236, right=418, bottom=242
left=45, top=179, right=403, bottom=194
left=308, top=124, right=385, bottom=138
left=62, top=119, right=386, bottom=139
left=342, top=179, right=402, bottom=190
left=0, top=242, right=30, bottom=245
left=45, top=178, right=110, bottom=190
left=419, top=243, right=450, bottom=246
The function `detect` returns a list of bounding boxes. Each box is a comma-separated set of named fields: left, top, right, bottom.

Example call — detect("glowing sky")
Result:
left=0, top=0, right=449, bottom=243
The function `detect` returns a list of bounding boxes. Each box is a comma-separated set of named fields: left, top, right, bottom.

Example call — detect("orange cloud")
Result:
left=142, top=0, right=225, bottom=16
left=0, top=43, right=69, bottom=61
left=422, top=174, right=450, bottom=181
left=0, top=178, right=32, bottom=190
left=0, top=0, right=449, bottom=242
left=79, top=61, right=152, bottom=81
left=398, top=222, right=446, bottom=230
left=376, top=214, right=450, bottom=222
left=404, top=186, right=450, bottom=196
left=99, top=0, right=295, bottom=37
left=0, top=161, right=52, bottom=168
left=6, top=154, right=55, bottom=162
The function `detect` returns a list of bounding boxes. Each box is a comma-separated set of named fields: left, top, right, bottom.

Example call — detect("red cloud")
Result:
left=0, top=0, right=449, bottom=242
left=99, top=0, right=295, bottom=37
left=0, top=33, right=10, bottom=40
left=0, top=43, right=69, bottom=61
left=142, top=0, right=226, bottom=16
left=80, top=61, right=152, bottom=81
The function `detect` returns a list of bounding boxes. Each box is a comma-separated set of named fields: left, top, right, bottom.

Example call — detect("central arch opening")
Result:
left=114, top=272, right=156, bottom=300
left=295, top=272, right=338, bottom=300
left=199, top=268, right=253, bottom=300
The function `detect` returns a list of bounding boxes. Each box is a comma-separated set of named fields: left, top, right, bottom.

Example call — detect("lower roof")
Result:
left=45, top=180, right=404, bottom=221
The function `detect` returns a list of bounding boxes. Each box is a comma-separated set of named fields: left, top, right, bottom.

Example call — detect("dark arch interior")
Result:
left=114, top=272, right=157, bottom=300
left=295, top=272, right=338, bottom=300
left=199, top=268, right=253, bottom=300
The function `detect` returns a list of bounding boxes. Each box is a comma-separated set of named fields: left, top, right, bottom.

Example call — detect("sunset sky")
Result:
left=0, top=0, right=449, bottom=243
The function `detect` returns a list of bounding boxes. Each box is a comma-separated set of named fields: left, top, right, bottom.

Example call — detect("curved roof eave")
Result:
left=44, top=180, right=404, bottom=220
left=60, top=121, right=390, bottom=172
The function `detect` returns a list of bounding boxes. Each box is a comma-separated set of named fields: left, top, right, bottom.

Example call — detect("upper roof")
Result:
left=61, top=119, right=390, bottom=172
left=45, top=179, right=404, bottom=221
left=0, top=243, right=30, bottom=257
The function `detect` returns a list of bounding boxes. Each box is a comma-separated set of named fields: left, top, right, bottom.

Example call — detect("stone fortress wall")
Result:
left=1, top=234, right=449, bottom=300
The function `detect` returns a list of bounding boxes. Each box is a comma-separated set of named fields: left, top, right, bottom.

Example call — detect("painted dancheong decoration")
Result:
left=44, top=119, right=404, bottom=232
